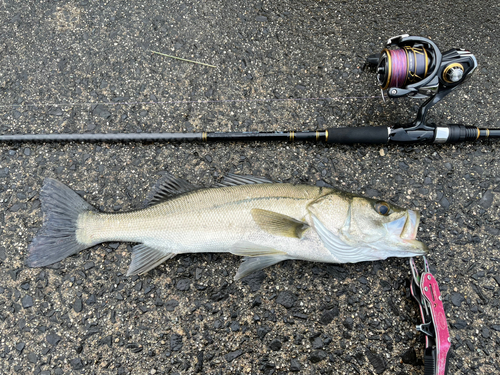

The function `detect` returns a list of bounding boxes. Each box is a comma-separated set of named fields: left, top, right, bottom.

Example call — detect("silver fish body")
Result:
left=27, top=174, right=427, bottom=279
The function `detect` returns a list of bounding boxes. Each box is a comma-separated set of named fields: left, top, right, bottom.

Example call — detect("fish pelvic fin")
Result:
left=230, top=241, right=289, bottom=280
left=26, top=178, right=97, bottom=267
left=251, top=209, right=310, bottom=238
left=230, top=240, right=287, bottom=257
left=235, top=255, right=290, bottom=280
left=127, top=244, right=176, bottom=276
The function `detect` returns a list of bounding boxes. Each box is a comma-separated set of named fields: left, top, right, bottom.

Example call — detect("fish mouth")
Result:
left=384, top=210, right=427, bottom=255
left=385, top=210, right=419, bottom=240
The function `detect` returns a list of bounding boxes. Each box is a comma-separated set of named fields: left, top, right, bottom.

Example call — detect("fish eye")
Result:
left=374, top=201, right=391, bottom=216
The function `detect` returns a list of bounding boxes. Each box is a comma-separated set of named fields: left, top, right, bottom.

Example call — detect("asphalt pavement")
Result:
left=0, top=0, right=499, bottom=374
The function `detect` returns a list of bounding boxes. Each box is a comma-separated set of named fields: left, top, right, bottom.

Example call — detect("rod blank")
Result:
left=0, top=131, right=326, bottom=143
left=0, top=126, right=497, bottom=144
left=0, top=133, right=203, bottom=143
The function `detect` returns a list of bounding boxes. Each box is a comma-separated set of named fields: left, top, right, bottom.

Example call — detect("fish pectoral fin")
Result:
left=230, top=241, right=287, bottom=257
left=127, top=244, right=176, bottom=276
left=235, top=255, right=290, bottom=280
left=251, top=208, right=310, bottom=238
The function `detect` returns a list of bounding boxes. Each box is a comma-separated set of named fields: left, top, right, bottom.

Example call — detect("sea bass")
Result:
left=26, top=174, right=427, bottom=279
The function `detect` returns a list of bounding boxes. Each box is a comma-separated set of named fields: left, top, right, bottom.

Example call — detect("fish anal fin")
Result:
left=127, top=244, right=176, bottom=276
left=251, top=208, right=309, bottom=238
left=235, top=255, right=290, bottom=280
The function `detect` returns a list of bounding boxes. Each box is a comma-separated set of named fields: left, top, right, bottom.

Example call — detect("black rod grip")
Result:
left=326, top=126, right=389, bottom=144
left=447, top=125, right=479, bottom=143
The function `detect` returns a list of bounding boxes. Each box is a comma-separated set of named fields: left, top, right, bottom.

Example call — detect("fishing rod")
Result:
left=1, top=35, right=498, bottom=145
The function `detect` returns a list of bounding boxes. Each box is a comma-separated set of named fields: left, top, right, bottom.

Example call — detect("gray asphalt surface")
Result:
left=1, top=0, right=499, bottom=374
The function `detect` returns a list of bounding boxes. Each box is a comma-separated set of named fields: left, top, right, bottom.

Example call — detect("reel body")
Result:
left=365, top=35, right=480, bottom=144
left=370, top=34, right=477, bottom=100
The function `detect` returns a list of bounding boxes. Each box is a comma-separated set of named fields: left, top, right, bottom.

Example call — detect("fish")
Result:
left=26, top=174, right=428, bottom=280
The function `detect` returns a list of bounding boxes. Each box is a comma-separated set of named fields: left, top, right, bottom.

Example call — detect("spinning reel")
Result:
left=368, top=34, right=477, bottom=99
left=365, top=34, right=482, bottom=143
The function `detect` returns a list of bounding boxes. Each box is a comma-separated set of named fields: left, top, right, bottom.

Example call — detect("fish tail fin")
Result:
left=26, top=178, right=96, bottom=267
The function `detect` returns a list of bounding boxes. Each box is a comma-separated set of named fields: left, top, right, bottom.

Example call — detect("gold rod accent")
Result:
left=325, top=129, right=329, bottom=143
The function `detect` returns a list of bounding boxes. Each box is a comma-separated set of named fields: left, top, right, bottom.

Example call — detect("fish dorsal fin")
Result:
left=251, top=208, right=310, bottom=238
left=143, top=173, right=199, bottom=207
left=216, top=173, right=274, bottom=187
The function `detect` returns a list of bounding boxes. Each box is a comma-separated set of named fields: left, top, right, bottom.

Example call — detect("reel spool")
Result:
left=366, top=34, right=477, bottom=100
left=377, top=46, right=431, bottom=90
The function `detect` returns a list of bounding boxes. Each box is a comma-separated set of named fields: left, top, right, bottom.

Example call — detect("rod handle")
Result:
left=326, top=126, right=389, bottom=144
